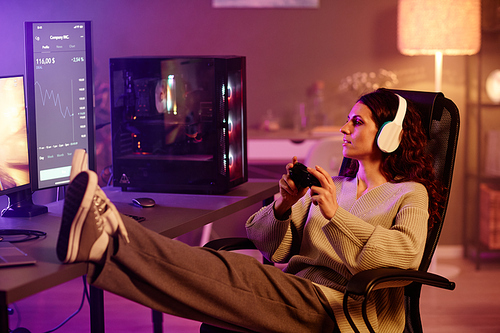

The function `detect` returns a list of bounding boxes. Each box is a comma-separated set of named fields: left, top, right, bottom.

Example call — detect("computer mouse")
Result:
left=132, top=197, right=156, bottom=208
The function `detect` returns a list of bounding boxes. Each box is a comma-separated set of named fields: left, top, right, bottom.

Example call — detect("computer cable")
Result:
left=0, top=229, right=46, bottom=243
left=9, top=276, right=89, bottom=333
left=43, top=275, right=89, bottom=333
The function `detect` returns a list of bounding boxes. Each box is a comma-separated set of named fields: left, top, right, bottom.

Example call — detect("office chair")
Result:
left=200, top=89, right=459, bottom=333
left=304, top=135, right=344, bottom=177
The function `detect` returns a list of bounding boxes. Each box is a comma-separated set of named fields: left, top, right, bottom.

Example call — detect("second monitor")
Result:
left=24, top=21, right=95, bottom=191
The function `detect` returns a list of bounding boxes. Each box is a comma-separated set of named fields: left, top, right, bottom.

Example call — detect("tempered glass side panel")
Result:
left=112, top=58, right=216, bottom=158
left=110, top=57, right=218, bottom=191
left=110, top=56, right=246, bottom=193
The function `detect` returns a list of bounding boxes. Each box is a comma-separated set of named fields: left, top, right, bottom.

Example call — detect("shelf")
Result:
left=479, top=176, right=500, bottom=183
left=466, top=102, right=500, bottom=108
left=464, top=26, right=500, bottom=269
left=479, top=103, right=500, bottom=109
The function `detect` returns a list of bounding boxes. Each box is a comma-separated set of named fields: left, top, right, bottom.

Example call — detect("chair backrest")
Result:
left=304, top=135, right=344, bottom=177
left=338, top=89, right=460, bottom=272
left=338, top=90, right=460, bottom=332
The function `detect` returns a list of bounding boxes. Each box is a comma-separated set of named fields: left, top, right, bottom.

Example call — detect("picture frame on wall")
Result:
left=212, top=0, right=319, bottom=8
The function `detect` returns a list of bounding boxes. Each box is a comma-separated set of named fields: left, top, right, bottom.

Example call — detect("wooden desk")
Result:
left=0, top=180, right=278, bottom=333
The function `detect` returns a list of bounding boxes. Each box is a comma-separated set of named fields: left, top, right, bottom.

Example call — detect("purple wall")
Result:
left=2, top=0, right=433, bottom=129
left=0, top=0, right=470, bottom=245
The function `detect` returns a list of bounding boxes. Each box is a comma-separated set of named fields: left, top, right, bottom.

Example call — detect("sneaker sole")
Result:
left=57, top=171, right=98, bottom=263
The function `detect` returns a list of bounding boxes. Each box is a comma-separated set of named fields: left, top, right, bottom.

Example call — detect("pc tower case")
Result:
left=109, top=56, right=247, bottom=194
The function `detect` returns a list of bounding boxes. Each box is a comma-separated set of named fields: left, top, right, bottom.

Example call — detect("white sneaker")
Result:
left=57, top=170, right=129, bottom=264
left=69, top=149, right=89, bottom=182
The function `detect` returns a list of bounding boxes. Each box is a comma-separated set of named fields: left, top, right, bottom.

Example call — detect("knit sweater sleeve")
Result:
left=245, top=194, right=312, bottom=263
left=323, top=180, right=429, bottom=275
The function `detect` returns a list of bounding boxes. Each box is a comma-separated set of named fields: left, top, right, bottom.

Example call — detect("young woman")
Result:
left=57, top=88, right=444, bottom=332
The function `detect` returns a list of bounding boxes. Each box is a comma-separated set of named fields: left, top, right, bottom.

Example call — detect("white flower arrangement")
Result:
left=338, top=69, right=399, bottom=96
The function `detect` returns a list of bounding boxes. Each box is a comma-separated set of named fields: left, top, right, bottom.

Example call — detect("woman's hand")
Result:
left=274, top=157, right=308, bottom=219
left=308, top=165, right=339, bottom=220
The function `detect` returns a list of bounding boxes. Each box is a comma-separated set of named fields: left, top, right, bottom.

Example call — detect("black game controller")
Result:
left=289, top=162, right=321, bottom=188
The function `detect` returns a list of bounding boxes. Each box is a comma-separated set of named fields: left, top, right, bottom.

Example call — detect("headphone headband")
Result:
left=393, top=94, right=407, bottom=125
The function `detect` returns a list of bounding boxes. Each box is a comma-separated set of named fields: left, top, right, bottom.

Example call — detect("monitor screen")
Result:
left=0, top=75, right=47, bottom=217
left=0, top=75, right=30, bottom=195
left=24, top=21, right=95, bottom=191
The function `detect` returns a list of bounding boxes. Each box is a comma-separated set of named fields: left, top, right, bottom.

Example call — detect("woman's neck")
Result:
left=356, top=161, right=388, bottom=198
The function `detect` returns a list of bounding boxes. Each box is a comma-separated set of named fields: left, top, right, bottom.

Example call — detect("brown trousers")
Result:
left=88, top=215, right=336, bottom=333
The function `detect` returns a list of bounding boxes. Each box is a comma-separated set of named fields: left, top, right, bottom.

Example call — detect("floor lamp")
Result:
left=397, top=0, right=481, bottom=92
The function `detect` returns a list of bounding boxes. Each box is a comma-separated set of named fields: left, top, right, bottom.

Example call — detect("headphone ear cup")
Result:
left=377, top=121, right=403, bottom=153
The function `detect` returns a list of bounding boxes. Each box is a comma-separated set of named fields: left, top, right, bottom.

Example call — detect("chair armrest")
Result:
left=203, top=237, right=257, bottom=251
left=343, top=267, right=455, bottom=333
left=345, top=267, right=455, bottom=296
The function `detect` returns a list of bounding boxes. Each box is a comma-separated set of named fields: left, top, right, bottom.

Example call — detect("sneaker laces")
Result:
left=93, top=187, right=130, bottom=244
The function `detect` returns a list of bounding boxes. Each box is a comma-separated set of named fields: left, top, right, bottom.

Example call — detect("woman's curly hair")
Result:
left=347, top=88, right=445, bottom=229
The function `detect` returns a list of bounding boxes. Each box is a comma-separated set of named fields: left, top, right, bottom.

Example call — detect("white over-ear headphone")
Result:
left=376, top=93, right=407, bottom=153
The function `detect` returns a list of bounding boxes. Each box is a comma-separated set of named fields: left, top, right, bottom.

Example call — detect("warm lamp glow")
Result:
left=397, top=0, right=481, bottom=92
left=398, top=0, right=481, bottom=56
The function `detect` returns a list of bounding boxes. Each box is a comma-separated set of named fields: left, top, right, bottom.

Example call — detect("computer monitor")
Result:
left=24, top=21, right=95, bottom=191
left=0, top=75, right=47, bottom=217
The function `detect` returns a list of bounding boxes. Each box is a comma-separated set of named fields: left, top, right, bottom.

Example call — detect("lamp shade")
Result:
left=398, top=0, right=481, bottom=56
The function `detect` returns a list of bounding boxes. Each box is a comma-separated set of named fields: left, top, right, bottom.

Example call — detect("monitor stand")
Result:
left=1, top=188, right=48, bottom=218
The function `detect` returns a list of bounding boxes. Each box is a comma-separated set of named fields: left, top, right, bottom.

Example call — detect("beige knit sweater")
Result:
left=246, top=176, right=429, bottom=333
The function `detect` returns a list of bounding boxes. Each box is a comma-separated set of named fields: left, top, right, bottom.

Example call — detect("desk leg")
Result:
left=90, top=285, right=105, bottom=333
left=0, top=301, right=8, bottom=333
left=152, top=309, right=163, bottom=333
